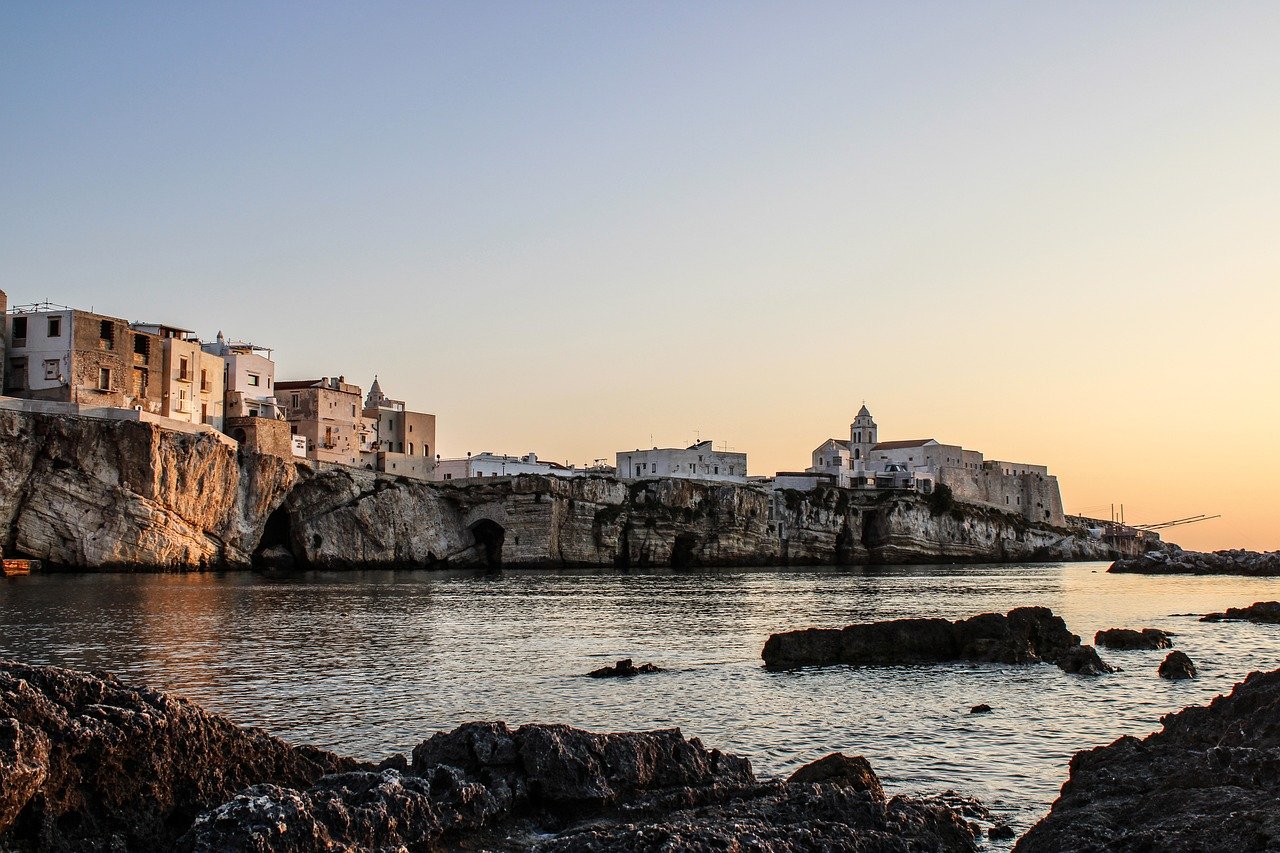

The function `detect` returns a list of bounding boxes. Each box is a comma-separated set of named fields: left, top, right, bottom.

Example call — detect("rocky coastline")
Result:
left=1110, top=545, right=1280, bottom=576
left=0, top=659, right=989, bottom=852
left=0, top=408, right=1119, bottom=572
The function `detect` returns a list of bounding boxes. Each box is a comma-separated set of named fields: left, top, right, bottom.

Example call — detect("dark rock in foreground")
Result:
left=762, top=606, right=1113, bottom=675
left=0, top=659, right=360, bottom=850
left=587, top=658, right=663, bottom=678
left=1016, top=668, right=1280, bottom=851
left=1, top=660, right=986, bottom=852
left=1111, top=546, right=1280, bottom=577
left=1095, top=627, right=1173, bottom=650
left=1201, top=600, right=1280, bottom=623
left=1159, top=651, right=1197, bottom=680
left=1054, top=645, right=1117, bottom=676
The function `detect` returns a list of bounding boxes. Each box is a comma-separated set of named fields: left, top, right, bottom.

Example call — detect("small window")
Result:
left=134, top=335, right=150, bottom=358
left=179, top=356, right=189, bottom=380
left=409, top=424, right=413, bottom=432
left=43, top=359, right=59, bottom=380
left=247, top=373, right=260, bottom=387
left=200, top=369, right=209, bottom=391
left=48, top=316, right=62, bottom=337
left=12, top=317, right=27, bottom=340
left=99, top=320, right=114, bottom=342
left=97, top=367, right=111, bottom=390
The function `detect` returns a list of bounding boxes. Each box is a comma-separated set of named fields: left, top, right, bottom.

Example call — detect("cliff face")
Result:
left=0, top=409, right=1112, bottom=570
left=0, top=410, right=295, bottom=568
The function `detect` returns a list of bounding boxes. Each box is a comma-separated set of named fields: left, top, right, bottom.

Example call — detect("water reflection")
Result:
left=3, top=563, right=1280, bottom=834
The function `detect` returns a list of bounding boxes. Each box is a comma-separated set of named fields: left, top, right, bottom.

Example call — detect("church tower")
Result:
left=849, top=404, right=877, bottom=461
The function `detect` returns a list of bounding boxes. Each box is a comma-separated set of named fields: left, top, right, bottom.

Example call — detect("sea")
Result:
left=3, top=561, right=1277, bottom=839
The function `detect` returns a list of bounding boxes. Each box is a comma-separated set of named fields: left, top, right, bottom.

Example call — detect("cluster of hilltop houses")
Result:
left=0, top=291, right=1064, bottom=525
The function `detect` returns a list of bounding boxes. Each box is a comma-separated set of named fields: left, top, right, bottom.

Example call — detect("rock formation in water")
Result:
left=0, top=660, right=988, bottom=851
left=1158, top=651, right=1197, bottom=680
left=1016, top=669, right=1280, bottom=852
left=586, top=658, right=663, bottom=678
left=1094, top=627, right=1174, bottom=650
left=1111, top=546, right=1280, bottom=576
left=0, top=408, right=1116, bottom=571
left=761, top=607, right=1116, bottom=675
left=1201, top=601, right=1280, bottom=624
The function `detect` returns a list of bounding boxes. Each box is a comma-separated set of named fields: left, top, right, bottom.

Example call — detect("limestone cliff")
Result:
left=0, top=409, right=1113, bottom=570
left=0, top=410, right=294, bottom=568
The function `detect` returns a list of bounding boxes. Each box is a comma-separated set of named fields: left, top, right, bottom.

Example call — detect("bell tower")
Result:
left=849, top=403, right=877, bottom=461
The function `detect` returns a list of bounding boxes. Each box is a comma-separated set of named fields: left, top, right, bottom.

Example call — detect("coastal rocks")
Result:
left=1094, top=627, right=1173, bottom=649
left=1017, top=668, right=1280, bottom=852
left=970, top=704, right=993, bottom=714
left=1054, top=645, right=1117, bottom=676
left=786, top=752, right=884, bottom=799
left=587, top=658, right=662, bottom=678
left=1201, top=601, right=1280, bottom=623
left=0, top=659, right=360, bottom=850
left=1159, top=651, right=1197, bottom=679
left=1111, top=546, right=1280, bottom=577
left=761, top=606, right=1098, bottom=671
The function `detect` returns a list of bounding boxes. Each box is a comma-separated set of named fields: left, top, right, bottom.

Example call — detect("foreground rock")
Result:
left=762, top=606, right=1114, bottom=675
left=1111, top=546, right=1280, bottom=577
left=1, top=660, right=987, bottom=852
left=1094, top=627, right=1173, bottom=650
left=1016, top=668, right=1280, bottom=851
left=1158, top=651, right=1197, bottom=680
left=0, top=659, right=360, bottom=849
left=587, top=658, right=662, bottom=678
left=1201, top=600, right=1280, bottom=623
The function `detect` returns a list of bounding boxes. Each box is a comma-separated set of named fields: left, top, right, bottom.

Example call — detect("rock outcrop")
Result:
left=1094, top=627, right=1174, bottom=650
left=1158, top=651, right=1197, bottom=680
left=1, top=660, right=990, bottom=852
left=0, top=659, right=360, bottom=849
left=1201, top=601, right=1280, bottom=623
left=1111, top=546, right=1280, bottom=576
left=1017, top=668, right=1280, bottom=851
left=761, top=607, right=1113, bottom=675
left=586, top=658, right=662, bottom=678
left=0, top=410, right=296, bottom=569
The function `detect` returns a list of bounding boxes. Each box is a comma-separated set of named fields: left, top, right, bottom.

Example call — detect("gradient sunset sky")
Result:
left=3, top=3, right=1277, bottom=551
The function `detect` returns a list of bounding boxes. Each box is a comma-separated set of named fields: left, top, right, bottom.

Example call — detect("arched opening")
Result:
left=469, top=519, right=505, bottom=568
left=253, top=506, right=298, bottom=570
left=232, top=428, right=248, bottom=444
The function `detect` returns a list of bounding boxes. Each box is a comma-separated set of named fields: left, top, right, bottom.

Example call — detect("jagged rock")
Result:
left=970, top=704, right=993, bottom=714
left=786, top=752, right=884, bottom=800
left=1094, top=627, right=1174, bottom=649
left=1111, top=547, right=1280, bottom=577
left=761, top=606, right=1086, bottom=669
left=0, top=659, right=360, bottom=850
left=1055, top=645, right=1117, bottom=676
left=1017, top=668, right=1280, bottom=851
left=1159, top=651, right=1197, bottom=679
left=587, top=658, right=662, bottom=678
left=1201, top=601, right=1280, bottom=623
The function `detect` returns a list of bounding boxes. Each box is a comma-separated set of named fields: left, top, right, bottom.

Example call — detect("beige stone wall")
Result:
left=938, top=465, right=1066, bottom=526
left=225, top=416, right=293, bottom=459
left=280, top=381, right=362, bottom=466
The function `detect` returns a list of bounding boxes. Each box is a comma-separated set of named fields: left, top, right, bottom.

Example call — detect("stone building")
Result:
left=359, top=376, right=436, bottom=480
left=130, top=324, right=226, bottom=430
left=276, top=376, right=363, bottom=466
left=616, top=440, right=748, bottom=483
left=804, top=404, right=1065, bottom=525
left=202, top=334, right=282, bottom=420
left=2, top=304, right=164, bottom=412
left=433, top=451, right=586, bottom=481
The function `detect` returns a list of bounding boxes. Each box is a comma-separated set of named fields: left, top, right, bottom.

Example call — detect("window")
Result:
left=179, top=357, right=189, bottom=380
left=11, top=317, right=26, bottom=342
left=134, top=335, right=150, bottom=361
left=43, top=359, right=59, bottom=381
left=292, top=393, right=299, bottom=407
left=200, top=369, right=209, bottom=392
left=351, top=404, right=356, bottom=417
left=409, top=443, right=414, bottom=455
left=99, top=320, right=114, bottom=349
left=48, top=316, right=62, bottom=337
left=97, top=367, right=111, bottom=391
left=713, top=466, right=719, bottom=475
left=247, top=373, right=260, bottom=387
left=444, top=473, right=453, bottom=480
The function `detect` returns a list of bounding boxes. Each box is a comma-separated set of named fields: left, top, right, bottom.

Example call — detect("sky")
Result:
left=3, top=2, right=1278, bottom=551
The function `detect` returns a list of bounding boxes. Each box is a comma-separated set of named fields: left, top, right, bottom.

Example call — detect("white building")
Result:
left=616, top=440, right=747, bottom=484
left=130, top=324, right=226, bottom=430
left=201, top=333, right=282, bottom=420
left=433, top=451, right=587, bottom=481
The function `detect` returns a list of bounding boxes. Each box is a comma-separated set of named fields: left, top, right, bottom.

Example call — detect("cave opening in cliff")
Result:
left=469, top=519, right=505, bottom=568
left=253, top=507, right=298, bottom=570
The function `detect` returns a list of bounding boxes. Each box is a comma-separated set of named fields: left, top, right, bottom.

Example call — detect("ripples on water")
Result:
left=3, top=562, right=1280, bottom=835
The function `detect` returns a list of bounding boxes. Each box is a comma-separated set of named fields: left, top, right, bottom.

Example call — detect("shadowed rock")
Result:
left=1095, top=627, right=1173, bottom=650
left=762, top=607, right=1108, bottom=673
left=1159, top=651, right=1197, bottom=680
left=1056, top=645, right=1118, bottom=676
left=1201, top=601, right=1280, bottom=623
left=786, top=752, right=883, bottom=800
left=587, top=658, right=662, bottom=678
left=1016, top=668, right=1280, bottom=852
left=970, top=704, right=993, bottom=714
left=1111, top=547, right=1280, bottom=577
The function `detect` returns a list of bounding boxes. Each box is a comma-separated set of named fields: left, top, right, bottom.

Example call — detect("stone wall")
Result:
left=225, top=415, right=294, bottom=459
left=939, top=465, right=1065, bottom=526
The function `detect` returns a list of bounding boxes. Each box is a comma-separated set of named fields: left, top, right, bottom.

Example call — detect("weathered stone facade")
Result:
left=225, top=416, right=294, bottom=459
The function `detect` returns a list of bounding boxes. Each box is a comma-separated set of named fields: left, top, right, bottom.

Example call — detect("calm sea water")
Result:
left=3, top=562, right=1279, bottom=837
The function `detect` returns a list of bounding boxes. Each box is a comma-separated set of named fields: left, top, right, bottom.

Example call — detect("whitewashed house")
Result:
left=616, top=440, right=747, bottom=484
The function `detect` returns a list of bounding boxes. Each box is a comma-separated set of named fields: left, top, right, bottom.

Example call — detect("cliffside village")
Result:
left=0, top=291, right=1065, bottom=526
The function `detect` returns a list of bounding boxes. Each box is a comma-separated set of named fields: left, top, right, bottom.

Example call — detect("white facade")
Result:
left=616, top=440, right=748, bottom=483
left=433, top=452, right=586, bottom=481
left=202, top=334, right=281, bottom=419
left=4, top=310, right=73, bottom=395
